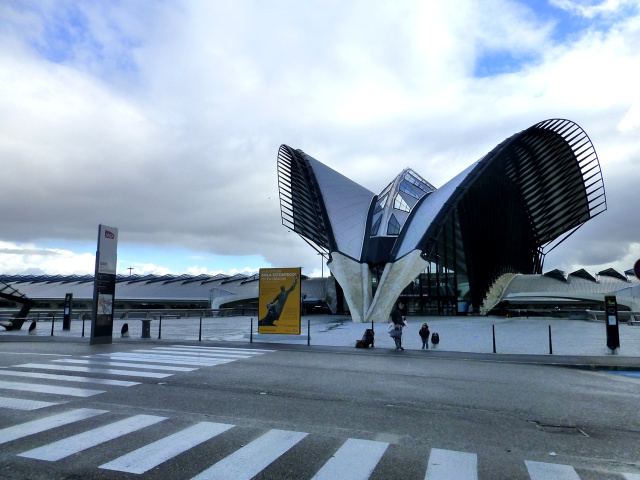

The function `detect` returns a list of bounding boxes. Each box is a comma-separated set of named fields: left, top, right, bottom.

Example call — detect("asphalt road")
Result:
left=0, top=339, right=639, bottom=480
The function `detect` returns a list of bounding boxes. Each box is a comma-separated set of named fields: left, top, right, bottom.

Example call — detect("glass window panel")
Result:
left=404, top=172, right=435, bottom=194
left=374, top=194, right=388, bottom=214
left=399, top=181, right=419, bottom=199
left=370, top=214, right=382, bottom=236
left=394, top=194, right=410, bottom=212
left=387, top=214, right=401, bottom=235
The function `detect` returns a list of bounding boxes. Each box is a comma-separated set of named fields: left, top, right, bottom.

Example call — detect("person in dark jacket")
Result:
left=389, top=301, right=405, bottom=350
left=419, top=323, right=430, bottom=349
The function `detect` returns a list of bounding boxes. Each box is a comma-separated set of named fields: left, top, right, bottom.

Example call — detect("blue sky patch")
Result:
left=475, top=51, right=539, bottom=77
left=474, top=0, right=639, bottom=78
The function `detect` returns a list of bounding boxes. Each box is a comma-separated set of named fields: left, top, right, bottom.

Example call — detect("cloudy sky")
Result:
left=1, top=0, right=639, bottom=279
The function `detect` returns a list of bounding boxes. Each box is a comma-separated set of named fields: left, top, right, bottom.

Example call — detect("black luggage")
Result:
left=361, top=328, right=375, bottom=348
left=431, top=332, right=440, bottom=345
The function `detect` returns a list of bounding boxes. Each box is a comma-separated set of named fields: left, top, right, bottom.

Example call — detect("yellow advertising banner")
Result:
left=258, top=267, right=301, bottom=334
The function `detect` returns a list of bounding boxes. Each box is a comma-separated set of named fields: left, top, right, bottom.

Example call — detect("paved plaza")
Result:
left=3, top=314, right=640, bottom=368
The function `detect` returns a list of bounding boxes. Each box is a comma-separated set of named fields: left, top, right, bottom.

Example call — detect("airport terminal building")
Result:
left=276, top=119, right=611, bottom=322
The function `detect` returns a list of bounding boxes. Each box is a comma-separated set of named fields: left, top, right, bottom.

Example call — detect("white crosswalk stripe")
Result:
left=0, top=396, right=58, bottom=410
left=147, top=347, right=257, bottom=358
left=92, top=353, right=235, bottom=366
left=166, top=345, right=274, bottom=353
left=310, top=438, right=388, bottom=480
left=18, top=414, right=166, bottom=461
left=99, top=421, right=234, bottom=474
left=53, top=358, right=197, bottom=371
left=0, top=368, right=140, bottom=386
left=0, top=408, right=107, bottom=444
left=425, top=448, right=478, bottom=480
left=0, top=379, right=104, bottom=397
left=15, top=363, right=173, bottom=378
left=190, top=429, right=308, bottom=480
left=525, top=460, right=581, bottom=479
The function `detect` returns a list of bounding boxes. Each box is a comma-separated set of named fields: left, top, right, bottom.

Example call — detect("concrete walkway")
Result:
left=2, top=314, right=639, bottom=369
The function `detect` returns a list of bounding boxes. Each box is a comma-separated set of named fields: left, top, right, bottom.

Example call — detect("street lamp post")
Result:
left=317, top=253, right=327, bottom=278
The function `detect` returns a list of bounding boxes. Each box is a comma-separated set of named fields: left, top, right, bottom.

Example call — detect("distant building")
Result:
left=0, top=273, right=334, bottom=322
left=276, top=119, right=608, bottom=322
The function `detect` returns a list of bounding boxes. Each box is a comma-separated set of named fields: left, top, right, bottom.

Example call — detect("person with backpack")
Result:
left=419, top=323, right=430, bottom=349
left=389, top=301, right=405, bottom=350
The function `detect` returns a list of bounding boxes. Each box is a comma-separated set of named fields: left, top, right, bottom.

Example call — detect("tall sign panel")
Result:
left=258, top=267, right=301, bottom=334
left=604, top=295, right=620, bottom=352
left=90, top=225, right=118, bottom=345
left=62, top=293, right=73, bottom=330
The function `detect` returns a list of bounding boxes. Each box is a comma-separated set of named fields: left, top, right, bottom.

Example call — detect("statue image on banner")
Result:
left=259, top=275, right=298, bottom=326
left=258, top=268, right=301, bottom=334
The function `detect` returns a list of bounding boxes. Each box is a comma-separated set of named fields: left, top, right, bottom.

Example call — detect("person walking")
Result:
left=419, top=323, right=430, bottom=349
left=390, top=301, right=405, bottom=350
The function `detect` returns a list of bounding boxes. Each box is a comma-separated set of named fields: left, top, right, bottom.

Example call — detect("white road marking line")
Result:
left=168, top=345, right=274, bottom=353
left=154, top=346, right=264, bottom=355
left=92, top=353, right=233, bottom=366
left=190, top=429, right=308, bottom=480
left=99, top=421, right=234, bottom=474
left=525, top=460, right=581, bottom=480
left=53, top=359, right=196, bottom=372
left=0, top=408, right=107, bottom=445
left=148, top=348, right=254, bottom=359
left=18, top=414, right=166, bottom=461
left=0, top=379, right=103, bottom=397
left=15, top=363, right=173, bottom=378
left=125, top=351, right=241, bottom=363
left=623, top=474, right=640, bottom=480
left=0, top=396, right=58, bottom=410
left=425, top=448, right=478, bottom=480
left=0, top=353, right=72, bottom=356
left=0, top=369, right=139, bottom=386
left=311, top=438, right=389, bottom=480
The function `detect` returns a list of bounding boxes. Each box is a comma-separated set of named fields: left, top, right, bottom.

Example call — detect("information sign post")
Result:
left=62, top=293, right=73, bottom=330
left=604, top=295, right=620, bottom=353
left=90, top=225, right=118, bottom=345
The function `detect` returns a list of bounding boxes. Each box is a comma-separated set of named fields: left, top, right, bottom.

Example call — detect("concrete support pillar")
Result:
left=328, top=250, right=428, bottom=324
left=365, top=250, right=428, bottom=323
left=327, top=252, right=371, bottom=323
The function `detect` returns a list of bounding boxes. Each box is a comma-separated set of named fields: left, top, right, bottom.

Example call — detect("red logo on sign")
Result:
left=105, top=230, right=115, bottom=239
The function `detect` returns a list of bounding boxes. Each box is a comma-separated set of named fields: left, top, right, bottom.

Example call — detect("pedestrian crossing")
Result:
left=0, top=345, right=273, bottom=410
left=1, top=407, right=637, bottom=479
left=2, top=346, right=637, bottom=478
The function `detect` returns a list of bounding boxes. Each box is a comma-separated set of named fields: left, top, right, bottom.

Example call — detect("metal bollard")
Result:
left=50, top=314, right=55, bottom=336
left=371, top=320, right=375, bottom=347
left=250, top=318, right=253, bottom=343
left=492, top=324, right=496, bottom=353
left=158, top=315, right=162, bottom=340
left=307, top=319, right=311, bottom=346
left=199, top=315, right=203, bottom=341
left=548, top=325, right=553, bottom=354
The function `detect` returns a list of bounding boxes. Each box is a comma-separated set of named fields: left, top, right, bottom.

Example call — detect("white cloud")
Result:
left=550, top=0, right=637, bottom=18
left=0, top=0, right=639, bottom=279
left=618, top=101, right=640, bottom=132
left=0, top=241, right=94, bottom=275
